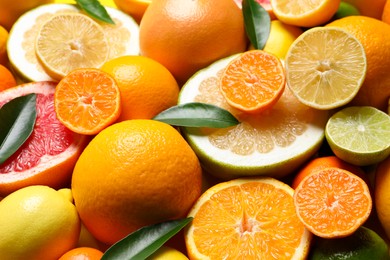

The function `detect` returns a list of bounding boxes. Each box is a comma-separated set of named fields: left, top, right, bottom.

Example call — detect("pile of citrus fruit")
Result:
left=0, top=0, right=389, bottom=259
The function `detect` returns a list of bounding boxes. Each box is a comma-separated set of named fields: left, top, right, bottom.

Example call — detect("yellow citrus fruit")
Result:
left=375, top=156, right=390, bottom=240
left=0, top=0, right=53, bottom=30
left=326, top=16, right=390, bottom=112
left=0, top=25, right=8, bottom=66
left=0, top=185, right=80, bottom=260
left=343, top=0, right=386, bottom=19
left=71, top=119, right=203, bottom=246
left=114, top=0, right=151, bottom=23
left=270, top=0, right=340, bottom=27
left=139, top=0, right=247, bottom=85
left=184, top=177, right=312, bottom=259
left=262, top=20, right=303, bottom=60
left=147, top=246, right=189, bottom=260
left=101, top=55, right=179, bottom=121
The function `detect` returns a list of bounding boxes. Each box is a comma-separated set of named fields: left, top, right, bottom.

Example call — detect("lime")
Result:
left=333, top=1, right=360, bottom=20
left=325, top=106, right=390, bottom=166
left=309, top=226, right=390, bottom=260
left=178, top=54, right=329, bottom=180
left=285, top=27, right=367, bottom=110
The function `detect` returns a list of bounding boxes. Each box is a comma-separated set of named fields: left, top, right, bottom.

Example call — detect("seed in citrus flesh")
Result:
left=294, top=167, right=372, bottom=238
left=325, top=106, right=390, bottom=166
left=220, top=50, right=285, bottom=114
left=285, top=27, right=367, bottom=110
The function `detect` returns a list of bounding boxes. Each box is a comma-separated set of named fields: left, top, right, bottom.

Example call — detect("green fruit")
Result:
left=309, top=226, right=390, bottom=260
left=333, top=1, right=360, bottom=20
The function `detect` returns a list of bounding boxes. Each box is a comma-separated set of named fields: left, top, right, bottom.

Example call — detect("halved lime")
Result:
left=285, top=27, right=367, bottom=110
left=178, top=54, right=329, bottom=180
left=325, top=106, right=390, bottom=166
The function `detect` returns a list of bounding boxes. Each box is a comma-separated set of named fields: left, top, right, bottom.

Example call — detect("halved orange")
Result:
left=185, top=177, right=312, bottom=259
left=219, top=50, right=285, bottom=114
left=54, top=68, right=121, bottom=135
left=294, top=167, right=372, bottom=238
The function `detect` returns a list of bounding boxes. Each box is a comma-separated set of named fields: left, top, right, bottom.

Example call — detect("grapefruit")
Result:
left=0, top=81, right=87, bottom=197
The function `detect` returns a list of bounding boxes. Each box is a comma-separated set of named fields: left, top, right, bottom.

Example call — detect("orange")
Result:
left=0, top=81, right=87, bottom=197
left=374, top=156, right=390, bottom=240
left=294, top=167, right=372, bottom=238
left=101, top=55, right=179, bottom=121
left=0, top=25, right=8, bottom=66
left=139, top=0, right=247, bottom=85
left=382, top=0, right=390, bottom=24
left=58, top=247, right=103, bottom=260
left=55, top=68, right=121, bottom=135
left=0, top=64, right=16, bottom=92
left=271, top=0, right=340, bottom=27
left=71, top=119, right=202, bottom=246
left=114, top=0, right=151, bottom=23
left=326, top=16, right=390, bottom=112
left=220, top=50, right=285, bottom=114
left=291, top=156, right=366, bottom=189
left=344, top=0, right=386, bottom=19
left=184, top=177, right=312, bottom=259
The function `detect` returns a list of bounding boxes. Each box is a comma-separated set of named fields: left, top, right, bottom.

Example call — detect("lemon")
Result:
left=0, top=185, right=80, bottom=260
left=147, top=246, right=189, bottom=260
left=262, top=20, right=303, bottom=60
left=178, top=54, right=329, bottom=180
left=325, top=106, right=390, bottom=166
left=285, top=27, right=367, bottom=110
left=310, top=226, right=389, bottom=259
left=7, top=3, right=139, bottom=82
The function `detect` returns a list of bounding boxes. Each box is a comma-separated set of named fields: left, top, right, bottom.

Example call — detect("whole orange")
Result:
left=101, top=55, right=179, bottom=121
left=327, top=16, right=390, bottom=112
left=343, top=0, right=386, bottom=19
left=382, top=0, right=390, bottom=24
left=0, top=64, right=16, bottom=92
left=375, top=156, right=390, bottom=240
left=71, top=119, right=203, bottom=246
left=139, top=0, right=248, bottom=85
left=58, top=247, right=103, bottom=260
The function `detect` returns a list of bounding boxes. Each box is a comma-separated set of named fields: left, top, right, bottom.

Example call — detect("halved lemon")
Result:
left=178, top=54, right=329, bottom=180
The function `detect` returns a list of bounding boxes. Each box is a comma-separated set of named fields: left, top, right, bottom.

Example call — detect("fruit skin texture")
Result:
left=344, top=0, right=386, bottom=19
left=58, top=247, right=104, bottom=260
left=114, top=0, right=151, bottom=23
left=0, top=0, right=53, bottom=30
left=71, top=119, right=202, bottom=246
left=375, top=156, right=390, bottom=240
left=0, top=186, right=80, bottom=260
left=101, top=55, right=179, bottom=121
left=326, top=16, right=390, bottom=112
left=383, top=0, right=390, bottom=24
left=148, top=246, right=189, bottom=260
left=139, top=0, right=247, bottom=85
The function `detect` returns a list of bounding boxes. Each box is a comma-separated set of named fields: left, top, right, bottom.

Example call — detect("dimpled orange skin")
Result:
left=139, top=0, right=248, bottom=85
left=71, top=120, right=203, bottom=246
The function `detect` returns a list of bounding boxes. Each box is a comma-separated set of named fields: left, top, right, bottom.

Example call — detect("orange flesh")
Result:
left=294, top=167, right=372, bottom=237
left=192, top=182, right=306, bottom=258
left=220, top=50, right=285, bottom=113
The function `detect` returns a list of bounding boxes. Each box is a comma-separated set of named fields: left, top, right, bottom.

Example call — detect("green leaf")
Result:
left=76, top=0, right=115, bottom=24
left=153, top=102, right=239, bottom=128
left=242, top=0, right=271, bottom=50
left=102, top=217, right=193, bottom=260
left=0, top=94, right=37, bottom=165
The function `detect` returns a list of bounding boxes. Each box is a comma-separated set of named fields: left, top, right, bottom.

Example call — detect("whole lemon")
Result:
left=148, top=246, right=189, bottom=260
left=139, top=0, right=248, bottom=85
left=0, top=185, right=80, bottom=260
left=0, top=0, right=54, bottom=30
left=71, top=119, right=202, bottom=246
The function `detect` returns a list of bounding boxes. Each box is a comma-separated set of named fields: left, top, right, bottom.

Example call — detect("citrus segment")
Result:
left=285, top=27, right=367, bottom=110
left=55, top=68, right=121, bottom=135
left=325, top=106, right=390, bottom=166
left=294, top=167, right=372, bottom=238
left=185, top=177, right=312, bottom=259
left=220, top=50, right=285, bottom=114
left=270, top=0, right=340, bottom=27
left=178, top=55, right=329, bottom=179
left=0, top=81, right=87, bottom=197
left=35, top=13, right=109, bottom=81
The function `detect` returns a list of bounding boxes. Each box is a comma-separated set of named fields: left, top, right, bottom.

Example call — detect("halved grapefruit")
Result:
left=0, top=81, right=87, bottom=197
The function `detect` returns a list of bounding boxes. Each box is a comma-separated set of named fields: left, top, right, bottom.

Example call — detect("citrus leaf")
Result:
left=153, top=102, right=239, bottom=128
left=0, top=94, right=37, bottom=165
left=76, top=0, right=115, bottom=24
left=101, top=217, right=193, bottom=260
left=242, top=0, right=271, bottom=50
